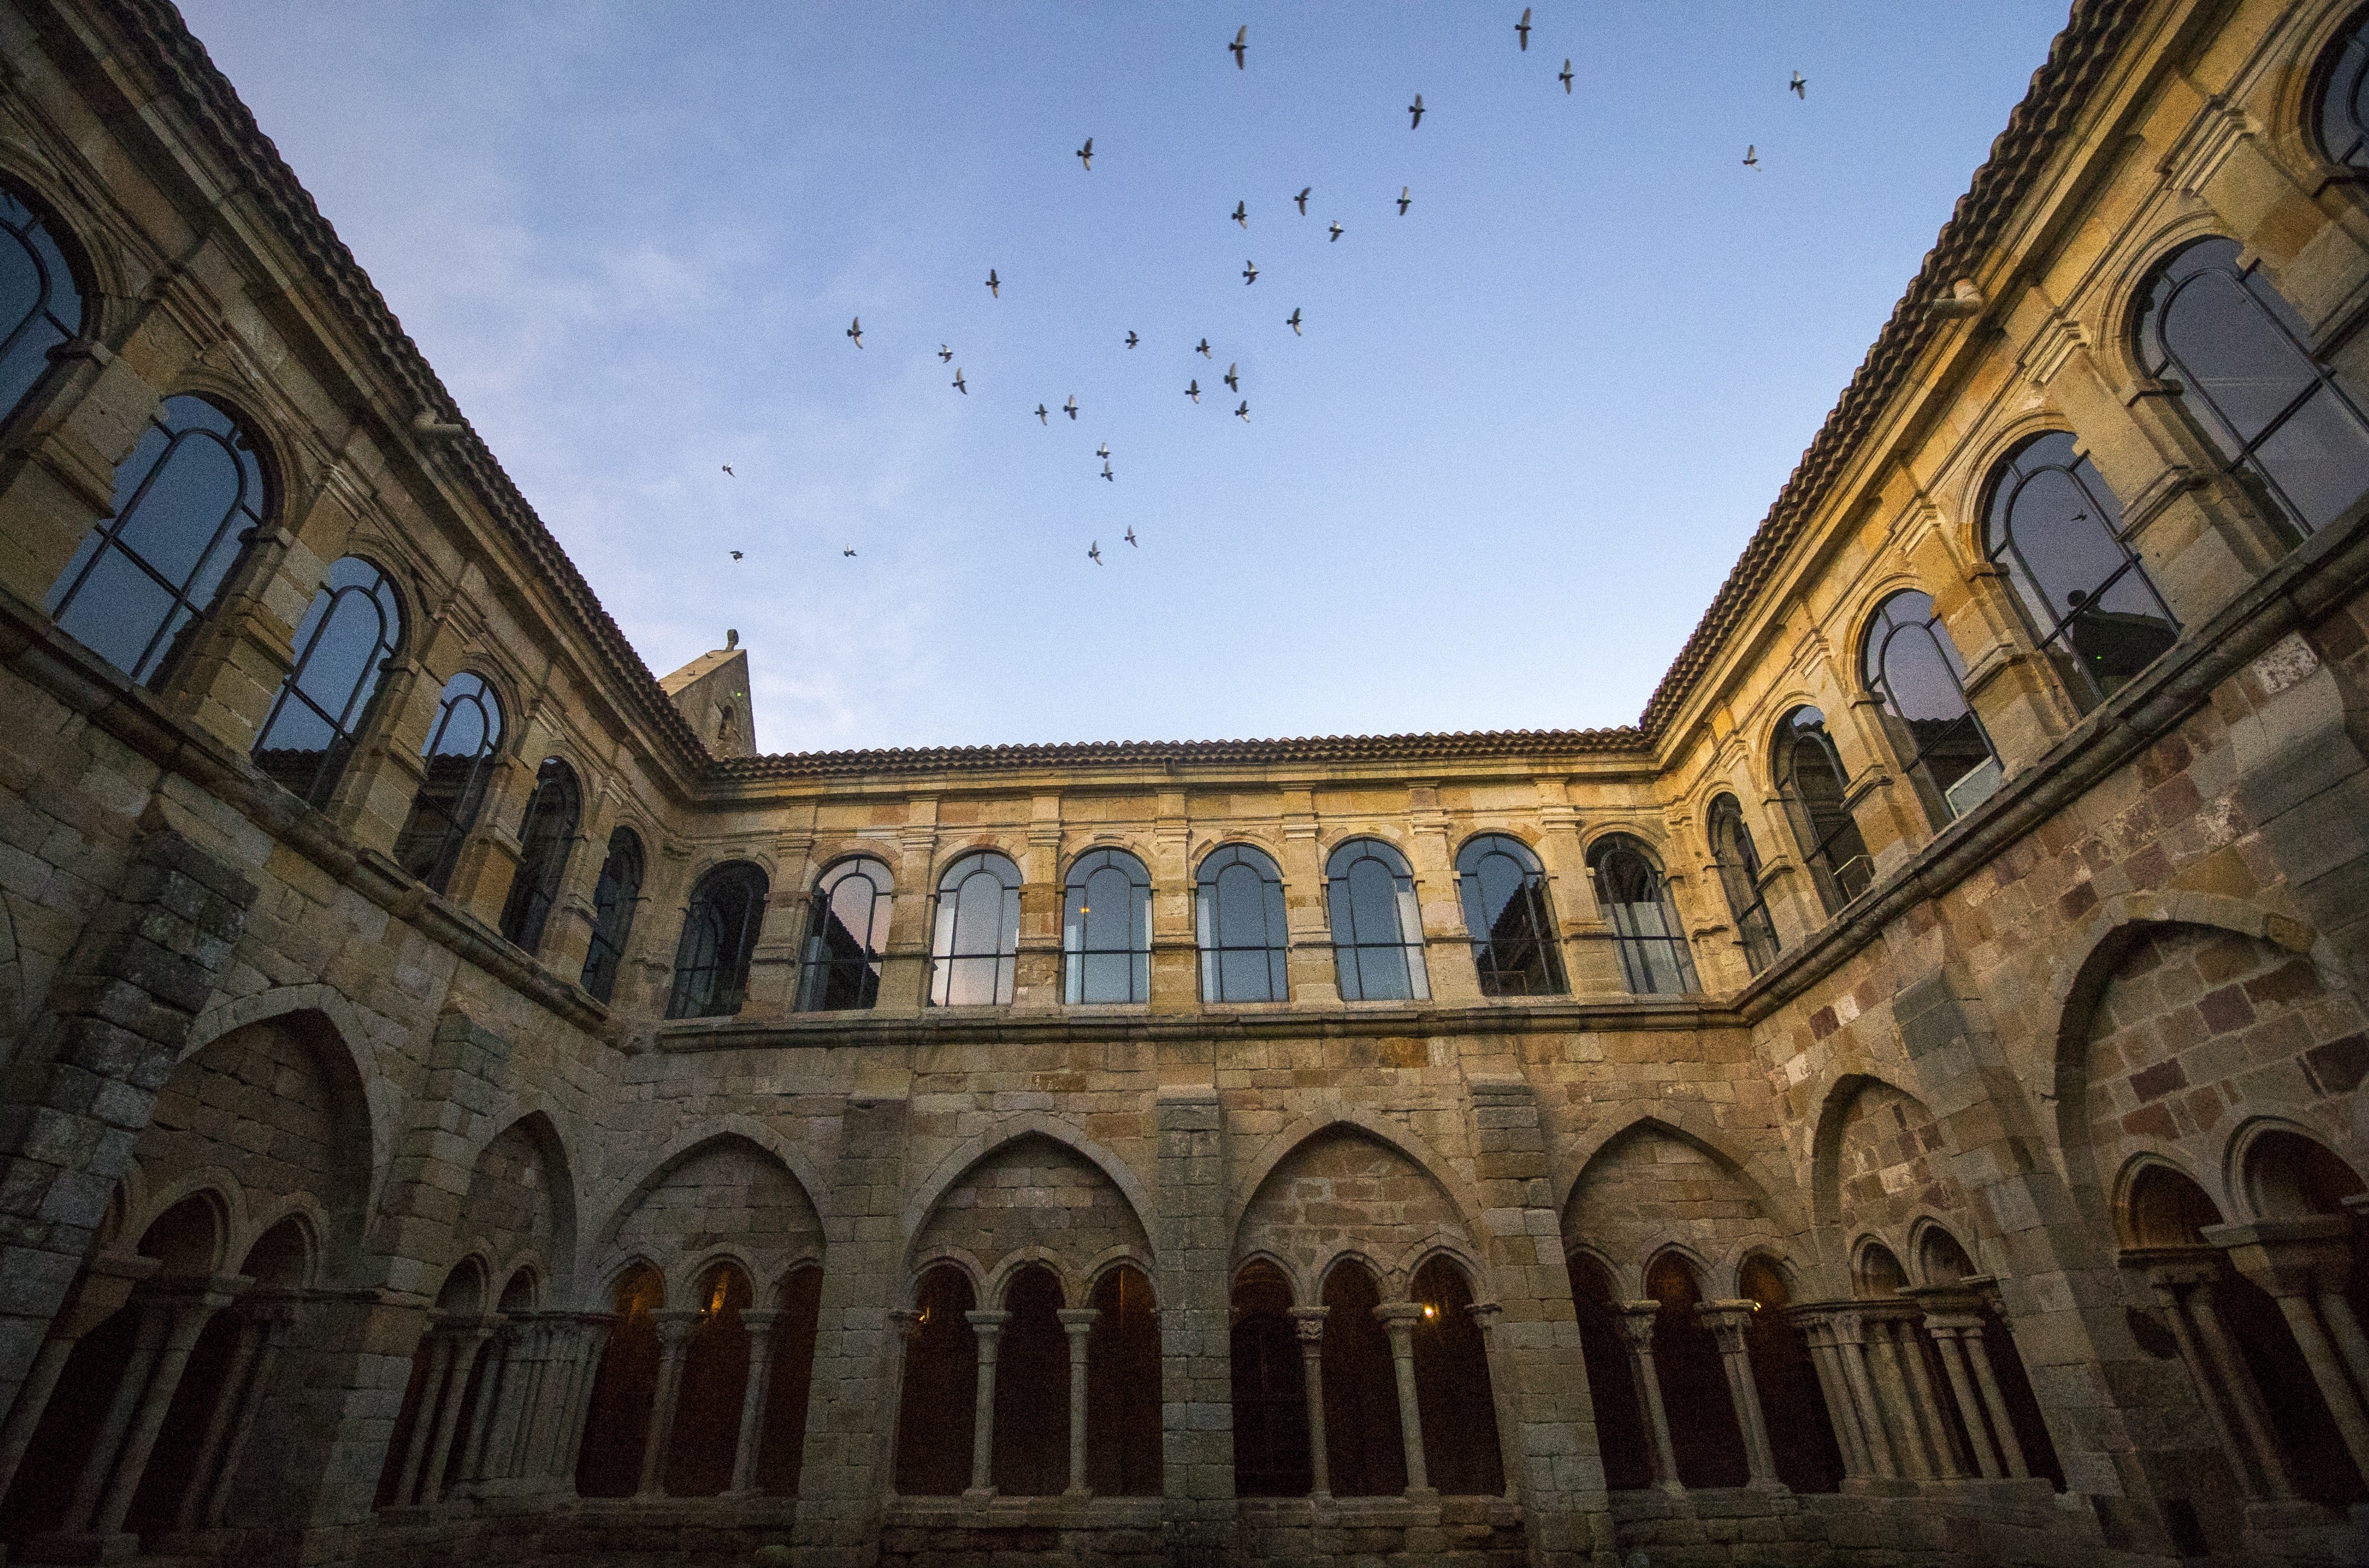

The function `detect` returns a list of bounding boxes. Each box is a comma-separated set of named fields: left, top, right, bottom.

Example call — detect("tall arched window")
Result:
left=1863, top=590, right=2002, bottom=826
left=392, top=671, right=504, bottom=894
left=1706, top=795, right=1780, bottom=976
left=252, top=556, right=404, bottom=809
left=929, top=850, right=1020, bottom=1007
left=1774, top=706, right=1872, bottom=912
left=1064, top=848, right=1151, bottom=1004
left=1984, top=433, right=2179, bottom=712
left=46, top=394, right=266, bottom=687
left=0, top=182, right=85, bottom=427
left=1455, top=833, right=1564, bottom=996
left=498, top=758, right=581, bottom=954
left=667, top=860, right=767, bottom=1019
left=2135, top=236, right=2369, bottom=540
left=1588, top=835, right=1698, bottom=995
left=1197, top=844, right=1289, bottom=1003
left=2318, top=10, right=2369, bottom=170
left=1325, top=838, right=1429, bottom=1002
left=795, top=857, right=894, bottom=1011
left=580, top=826, right=643, bottom=1004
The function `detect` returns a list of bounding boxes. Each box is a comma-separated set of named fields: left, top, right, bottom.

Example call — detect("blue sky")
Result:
left=177, top=2, right=2073, bottom=755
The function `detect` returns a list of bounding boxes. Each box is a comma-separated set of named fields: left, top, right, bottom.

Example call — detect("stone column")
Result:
left=1615, top=1304, right=1683, bottom=1492
left=1697, top=1301, right=1779, bottom=1487
left=1857, top=1307, right=1937, bottom=1480
left=1059, top=1307, right=1099, bottom=1496
left=172, top=1301, right=280, bottom=1531
left=1153, top=1085, right=1236, bottom=1564
left=393, top=1330, right=459, bottom=1505
left=1885, top=1307, right=1962, bottom=1479
left=1375, top=1303, right=1432, bottom=1496
left=2205, top=1218, right=2369, bottom=1483
left=547, top=1313, right=615, bottom=1486
left=194, top=1300, right=291, bottom=1528
left=420, top=1318, right=498, bottom=1507
left=636, top=1307, right=702, bottom=1498
left=730, top=1308, right=785, bottom=1495
left=455, top=1320, right=512, bottom=1483
left=0, top=1252, right=157, bottom=1505
left=964, top=1310, right=1010, bottom=1497
left=1786, top=1313, right=1871, bottom=1479
left=82, top=1277, right=246, bottom=1538
left=1289, top=1306, right=1331, bottom=1498
left=1920, top=1314, right=2000, bottom=1480
left=1829, top=1310, right=1900, bottom=1481
left=2155, top=1259, right=2289, bottom=1499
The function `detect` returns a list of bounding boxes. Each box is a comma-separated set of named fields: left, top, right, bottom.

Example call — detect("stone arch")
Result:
left=909, top=1131, right=1151, bottom=1292
left=2229, top=1117, right=2367, bottom=1221
left=1564, top=1119, right=1787, bottom=1300
left=1236, top=1125, right=1473, bottom=1297
left=119, top=1168, right=244, bottom=1275
left=456, top=1110, right=576, bottom=1304
left=1556, top=1107, right=1804, bottom=1239
left=902, top=1113, right=1155, bottom=1247
left=1232, top=1108, right=1482, bottom=1240
left=982, top=1245, right=1074, bottom=1310
left=592, top=1132, right=824, bottom=1295
left=1399, top=1233, right=1488, bottom=1300
left=179, top=987, right=386, bottom=1212
left=1816, top=1073, right=1977, bottom=1267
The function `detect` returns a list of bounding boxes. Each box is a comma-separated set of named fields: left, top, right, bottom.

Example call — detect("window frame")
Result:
left=1705, top=795, right=1780, bottom=977
left=2312, top=8, right=2369, bottom=173
left=794, top=855, right=895, bottom=1013
left=392, top=670, right=506, bottom=895
left=1860, top=590, right=2004, bottom=829
left=252, top=555, right=406, bottom=810
left=1324, top=837, right=1431, bottom=1004
left=1454, top=833, right=1567, bottom=998
left=1774, top=706, right=1874, bottom=914
left=0, top=179, right=88, bottom=431
left=498, top=756, right=583, bottom=955
left=1587, top=833, right=1700, bottom=996
left=666, top=859, right=769, bottom=1020
left=1062, top=847, right=1152, bottom=1005
left=928, top=850, right=1021, bottom=1008
left=580, top=826, right=645, bottom=1004
left=1195, top=843, right=1291, bottom=1004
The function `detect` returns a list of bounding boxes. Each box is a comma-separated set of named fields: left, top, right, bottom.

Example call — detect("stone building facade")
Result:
left=0, top=1, right=2366, bottom=1565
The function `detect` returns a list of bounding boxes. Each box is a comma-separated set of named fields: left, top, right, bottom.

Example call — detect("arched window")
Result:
left=392, top=672, right=504, bottom=893
left=1325, top=838, right=1429, bottom=1002
left=667, top=860, right=767, bottom=1019
left=1774, top=706, right=1872, bottom=912
left=1455, top=833, right=1564, bottom=996
left=1197, top=844, right=1289, bottom=1003
left=1984, top=433, right=2178, bottom=712
left=795, top=857, right=894, bottom=1012
left=2135, top=236, right=2369, bottom=540
left=1706, top=795, right=1780, bottom=976
left=1588, top=835, right=1697, bottom=995
left=252, top=556, right=404, bottom=809
left=1863, top=590, right=2002, bottom=825
left=929, top=850, right=1020, bottom=1007
left=0, top=182, right=85, bottom=427
left=498, top=758, right=581, bottom=954
left=46, top=394, right=265, bottom=687
left=580, top=827, right=643, bottom=1004
left=2319, top=10, right=2369, bottom=170
left=1064, top=848, right=1151, bottom=1004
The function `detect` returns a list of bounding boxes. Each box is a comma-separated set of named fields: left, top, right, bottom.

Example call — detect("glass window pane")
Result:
left=2165, top=270, right=2320, bottom=445
left=114, top=434, right=243, bottom=587
left=54, top=550, right=175, bottom=676
left=1346, top=859, right=1402, bottom=947
left=2252, top=385, right=2369, bottom=532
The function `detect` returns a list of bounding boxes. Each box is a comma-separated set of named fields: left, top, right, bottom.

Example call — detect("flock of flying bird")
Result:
left=728, top=13, right=1813, bottom=568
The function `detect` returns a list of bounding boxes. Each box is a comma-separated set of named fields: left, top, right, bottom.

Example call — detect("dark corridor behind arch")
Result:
left=755, top=1267, right=825, bottom=1495
left=665, top=1262, right=752, bottom=1496
left=989, top=1265, right=1068, bottom=1496
left=1738, top=1255, right=1841, bottom=1492
left=1564, top=1252, right=1651, bottom=1490
left=1229, top=1261, right=1310, bottom=1497
left=893, top=1267, right=977, bottom=1496
left=1645, top=1254, right=1748, bottom=1489
left=1320, top=1262, right=1406, bottom=1496
left=575, top=1264, right=662, bottom=1498
left=1410, top=1258, right=1504, bottom=1495
left=1087, top=1264, right=1160, bottom=1495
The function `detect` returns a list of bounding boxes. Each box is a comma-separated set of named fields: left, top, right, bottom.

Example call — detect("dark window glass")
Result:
left=252, top=556, right=404, bottom=809
left=1984, top=433, right=2179, bottom=712
left=1775, top=706, right=1872, bottom=913
left=0, top=184, right=85, bottom=427
left=391, top=671, right=504, bottom=894
left=46, top=394, right=265, bottom=687
left=1455, top=833, right=1565, bottom=997
left=1064, top=847, right=1151, bottom=1004
left=2135, top=236, right=2369, bottom=539
left=1325, top=838, right=1429, bottom=1002
left=1197, top=844, right=1289, bottom=1003
left=1588, top=835, right=1698, bottom=996
left=580, top=827, right=644, bottom=1004
left=2320, top=11, right=2369, bottom=170
left=667, top=860, right=768, bottom=1019
left=498, top=757, right=581, bottom=954
left=794, top=856, right=893, bottom=1012
left=1863, top=590, right=2002, bottom=826
left=1706, top=795, right=1780, bottom=977
left=929, top=850, right=1020, bottom=1007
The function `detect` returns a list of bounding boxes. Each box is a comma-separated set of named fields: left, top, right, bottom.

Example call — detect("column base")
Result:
left=1400, top=1486, right=1439, bottom=1505
left=1837, top=1475, right=1920, bottom=1498
left=961, top=1486, right=998, bottom=1502
left=14, top=1531, right=140, bottom=1565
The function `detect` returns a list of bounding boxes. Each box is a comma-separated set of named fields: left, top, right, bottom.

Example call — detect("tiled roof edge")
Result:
left=713, top=727, right=1649, bottom=781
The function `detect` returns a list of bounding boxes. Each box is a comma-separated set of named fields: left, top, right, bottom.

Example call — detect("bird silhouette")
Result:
left=1517, top=7, right=1531, bottom=50
left=1035, top=404, right=1049, bottom=424
left=1233, top=200, right=1249, bottom=228
left=938, top=344, right=953, bottom=363
left=953, top=368, right=968, bottom=392
left=1230, top=25, right=1246, bottom=68
left=1101, top=461, right=1115, bottom=482
left=1560, top=58, right=1573, bottom=93
left=1088, top=542, right=1103, bottom=564
left=1196, top=338, right=1212, bottom=358
left=1295, top=187, right=1311, bottom=214
left=1328, top=220, right=1343, bottom=241
left=1408, top=94, right=1425, bottom=129
left=1224, top=362, right=1239, bottom=392
left=720, top=464, right=734, bottom=477
left=843, top=546, right=856, bottom=557
left=1096, top=443, right=1110, bottom=459
left=1077, top=137, right=1094, bottom=169
left=1287, top=307, right=1302, bottom=335
left=730, top=550, right=743, bottom=560
left=1790, top=71, right=1806, bottom=99
left=1124, top=526, right=1138, bottom=546
left=1186, top=380, right=1201, bottom=403
left=846, top=316, right=862, bottom=348
left=1398, top=186, right=1411, bottom=215
left=1743, top=144, right=1760, bottom=168
left=1064, top=396, right=1078, bottom=420
left=1242, top=259, right=1258, bottom=285
left=1235, top=400, right=1250, bottom=422
left=1125, top=330, right=1139, bottom=349
left=985, top=269, right=1001, bottom=297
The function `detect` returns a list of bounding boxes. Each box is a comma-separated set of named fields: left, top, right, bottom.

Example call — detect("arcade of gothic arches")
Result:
left=2, top=0, right=2369, bottom=1566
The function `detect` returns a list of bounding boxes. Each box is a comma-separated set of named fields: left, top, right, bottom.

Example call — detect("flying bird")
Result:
left=1295, top=187, right=1311, bottom=214
left=1035, top=404, right=1049, bottom=424
left=1125, top=330, right=1138, bottom=349
left=1234, top=400, right=1250, bottom=422
left=1230, top=25, right=1246, bottom=68
left=1242, top=259, right=1258, bottom=285
left=952, top=368, right=968, bottom=392
left=1408, top=93, right=1425, bottom=129
left=1077, top=137, right=1094, bottom=169
left=730, top=550, right=743, bottom=560
left=1096, top=443, right=1110, bottom=459
left=1088, top=541, right=1103, bottom=564
left=1186, top=379, right=1201, bottom=403
left=985, top=269, right=1001, bottom=297
left=1233, top=200, right=1249, bottom=228
left=720, top=464, right=734, bottom=477
left=938, top=344, right=953, bottom=363
left=1224, top=362, right=1239, bottom=392
left=1196, top=338, right=1212, bottom=358
left=843, top=547, right=856, bottom=557
left=1328, top=220, right=1343, bottom=241
left=1743, top=144, right=1760, bottom=168
left=1101, top=461, right=1115, bottom=482
left=1064, top=396, right=1078, bottom=420
left=1287, top=307, right=1302, bottom=335
left=1560, top=58, right=1573, bottom=93
left=1124, top=526, right=1138, bottom=546
left=1791, top=71, right=1807, bottom=99
left=1516, top=7, right=1532, bottom=50
left=846, top=316, right=862, bottom=348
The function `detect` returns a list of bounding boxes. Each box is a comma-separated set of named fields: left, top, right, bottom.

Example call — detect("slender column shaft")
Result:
left=1059, top=1309, right=1098, bottom=1497
left=61, top=1298, right=172, bottom=1531
left=175, top=1313, right=268, bottom=1531
left=1956, top=1323, right=2028, bottom=1480
left=1699, top=1303, right=1776, bottom=1486
left=1865, top=1319, right=1932, bottom=1480
left=1893, top=1316, right=1960, bottom=1479
left=965, top=1310, right=1009, bottom=1496
left=2270, top=1292, right=2369, bottom=1478
left=1617, top=1304, right=1683, bottom=1492
left=557, top=1316, right=615, bottom=1484
left=2150, top=1280, right=2253, bottom=1494
left=2318, top=1291, right=2369, bottom=1413
left=94, top=1290, right=232, bottom=1534
left=731, top=1309, right=784, bottom=1495
left=0, top=1336, right=80, bottom=1505
left=394, top=1333, right=457, bottom=1505
left=2184, top=1278, right=2288, bottom=1496
left=1926, top=1327, right=1998, bottom=1480
left=482, top=1321, right=543, bottom=1483
left=1833, top=1318, right=1897, bottom=1481
left=456, top=1326, right=510, bottom=1483
left=637, top=1309, right=702, bottom=1498
left=1794, top=1317, right=1871, bottom=1478
left=199, top=1312, right=285, bottom=1528
left=0, top=1255, right=159, bottom=1506
left=1290, top=1307, right=1330, bottom=1499
left=1375, top=1304, right=1428, bottom=1495
left=422, top=1326, right=494, bottom=1506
